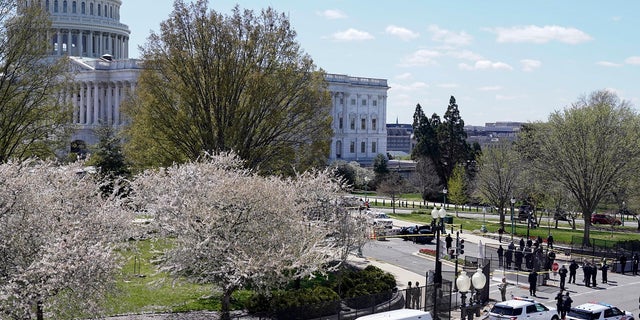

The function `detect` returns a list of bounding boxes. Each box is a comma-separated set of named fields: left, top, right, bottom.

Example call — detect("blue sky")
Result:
left=121, top=1, right=640, bottom=126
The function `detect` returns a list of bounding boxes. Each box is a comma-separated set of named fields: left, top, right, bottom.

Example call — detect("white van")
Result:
left=355, top=309, right=433, bottom=320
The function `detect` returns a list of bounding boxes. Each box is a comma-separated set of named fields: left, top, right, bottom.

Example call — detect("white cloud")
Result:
left=597, top=61, right=622, bottom=67
left=428, top=25, right=473, bottom=46
left=520, top=59, right=542, bottom=72
left=625, top=56, right=640, bottom=65
left=459, top=60, right=513, bottom=71
left=395, top=72, right=413, bottom=80
left=385, top=25, right=420, bottom=41
left=492, top=25, right=592, bottom=44
left=437, top=83, right=459, bottom=88
left=399, top=49, right=441, bottom=67
left=390, top=82, right=429, bottom=92
left=331, top=28, right=374, bottom=41
left=318, top=9, right=347, bottom=20
left=478, top=86, right=503, bottom=91
left=447, top=49, right=483, bottom=61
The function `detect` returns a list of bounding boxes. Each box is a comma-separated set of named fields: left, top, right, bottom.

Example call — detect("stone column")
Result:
left=106, top=83, right=112, bottom=124
left=79, top=83, right=85, bottom=124
left=67, top=29, right=72, bottom=55
left=79, top=31, right=84, bottom=57
left=114, top=82, right=121, bottom=125
left=88, top=31, right=93, bottom=57
left=93, top=83, right=99, bottom=124
left=57, top=29, right=62, bottom=55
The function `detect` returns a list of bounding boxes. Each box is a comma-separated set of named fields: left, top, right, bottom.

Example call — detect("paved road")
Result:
left=361, top=217, right=640, bottom=318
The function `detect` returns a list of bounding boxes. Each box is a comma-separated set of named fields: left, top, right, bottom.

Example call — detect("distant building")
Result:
left=386, top=122, right=414, bottom=157
left=327, top=74, right=389, bottom=166
left=465, top=122, right=524, bottom=149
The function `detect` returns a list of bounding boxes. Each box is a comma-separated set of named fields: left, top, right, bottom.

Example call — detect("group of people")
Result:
left=496, top=237, right=555, bottom=273
left=405, top=281, right=422, bottom=310
left=618, top=253, right=640, bottom=275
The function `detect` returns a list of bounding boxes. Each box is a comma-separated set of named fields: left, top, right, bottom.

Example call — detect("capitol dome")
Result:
left=23, top=0, right=131, bottom=59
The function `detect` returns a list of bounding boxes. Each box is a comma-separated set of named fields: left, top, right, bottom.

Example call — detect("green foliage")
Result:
left=123, top=1, right=332, bottom=175
left=373, top=153, right=390, bottom=179
left=447, top=165, right=467, bottom=206
left=335, top=265, right=396, bottom=298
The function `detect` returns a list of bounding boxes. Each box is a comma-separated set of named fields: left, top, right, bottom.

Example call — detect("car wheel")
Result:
left=551, top=315, right=559, bottom=320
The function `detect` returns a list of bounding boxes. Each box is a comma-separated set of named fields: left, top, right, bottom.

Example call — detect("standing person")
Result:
left=591, top=262, right=597, bottom=286
left=519, top=238, right=525, bottom=251
left=558, top=264, right=568, bottom=290
left=528, top=270, right=538, bottom=297
left=405, top=281, right=413, bottom=308
left=413, top=281, right=421, bottom=309
left=547, top=234, right=554, bottom=249
left=547, top=250, right=556, bottom=271
left=505, top=246, right=513, bottom=269
left=562, top=292, right=573, bottom=319
left=632, top=253, right=639, bottom=275
left=498, top=277, right=508, bottom=301
left=497, top=245, right=504, bottom=267
left=556, top=290, right=565, bottom=319
left=569, top=260, right=579, bottom=284
left=526, top=237, right=533, bottom=248
left=445, top=233, right=453, bottom=253
left=515, top=249, right=524, bottom=271
left=583, top=262, right=591, bottom=287
left=498, top=227, right=505, bottom=243
left=601, top=260, right=609, bottom=283
left=620, top=253, right=627, bottom=274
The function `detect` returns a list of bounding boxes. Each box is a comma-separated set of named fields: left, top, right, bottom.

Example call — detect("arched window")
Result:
left=89, top=2, right=93, bottom=15
left=81, top=1, right=85, bottom=14
left=72, top=1, right=76, bottom=13
left=110, top=6, right=112, bottom=18
left=62, top=0, right=67, bottom=13
left=45, top=0, right=50, bottom=11
left=97, top=3, right=100, bottom=16
left=53, top=0, right=58, bottom=12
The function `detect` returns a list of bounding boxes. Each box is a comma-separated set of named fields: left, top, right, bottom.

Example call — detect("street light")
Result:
left=431, top=206, right=447, bottom=319
left=442, top=188, right=448, bottom=209
left=510, top=198, right=516, bottom=241
left=457, top=268, right=487, bottom=320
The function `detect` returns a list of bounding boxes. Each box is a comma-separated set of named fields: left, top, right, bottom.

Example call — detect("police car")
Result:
left=566, top=302, right=634, bottom=320
left=489, top=297, right=560, bottom=320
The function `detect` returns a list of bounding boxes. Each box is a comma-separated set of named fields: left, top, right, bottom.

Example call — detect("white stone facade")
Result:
left=326, top=74, right=389, bottom=166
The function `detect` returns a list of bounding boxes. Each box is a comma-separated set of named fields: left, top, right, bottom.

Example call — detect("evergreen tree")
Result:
left=87, top=125, right=131, bottom=196
left=438, top=96, right=471, bottom=182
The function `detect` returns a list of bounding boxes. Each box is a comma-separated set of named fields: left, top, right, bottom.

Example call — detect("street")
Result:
left=360, top=217, right=640, bottom=317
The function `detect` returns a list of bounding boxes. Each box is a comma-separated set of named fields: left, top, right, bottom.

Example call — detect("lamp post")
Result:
left=526, top=209, right=531, bottom=239
left=510, top=198, right=516, bottom=241
left=457, top=268, right=487, bottom=320
left=431, top=206, right=447, bottom=319
left=481, top=207, right=487, bottom=233
left=364, top=176, right=370, bottom=202
left=443, top=188, right=448, bottom=209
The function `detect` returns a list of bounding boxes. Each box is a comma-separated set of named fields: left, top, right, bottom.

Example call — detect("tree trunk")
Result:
left=37, top=300, right=44, bottom=320
left=220, top=288, right=234, bottom=320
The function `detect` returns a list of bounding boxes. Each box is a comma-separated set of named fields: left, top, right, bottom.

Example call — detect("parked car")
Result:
left=591, top=214, right=622, bottom=225
left=489, top=297, right=559, bottom=320
left=398, top=225, right=434, bottom=244
left=367, top=211, right=393, bottom=229
left=567, top=302, right=634, bottom=320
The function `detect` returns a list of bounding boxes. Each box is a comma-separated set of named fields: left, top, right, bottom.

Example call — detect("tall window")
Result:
left=336, top=141, right=342, bottom=158
left=350, top=118, right=355, bottom=130
left=97, top=3, right=100, bottom=16
left=53, top=0, right=58, bottom=12
left=372, top=119, right=377, bottom=130
left=361, top=118, right=366, bottom=130
left=372, top=142, right=377, bottom=153
left=349, top=142, right=355, bottom=153
left=350, top=98, right=356, bottom=105
left=89, top=2, right=93, bottom=15
left=339, top=117, right=343, bottom=129
left=81, top=1, right=85, bottom=14
left=362, top=99, right=367, bottom=106
left=62, top=0, right=67, bottom=12
left=72, top=1, right=76, bottom=13
left=339, top=97, right=344, bottom=105
left=361, top=142, right=366, bottom=154
left=372, top=100, right=377, bottom=107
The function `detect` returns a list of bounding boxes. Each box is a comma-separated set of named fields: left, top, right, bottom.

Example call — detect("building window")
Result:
left=373, top=100, right=377, bottom=107
left=362, top=99, right=367, bottom=106
left=350, top=118, right=355, bottom=130
left=350, top=142, right=355, bottom=153
left=72, top=1, right=76, bottom=13
left=81, top=1, right=85, bottom=14
left=97, top=3, right=100, bottom=16
left=361, top=141, right=366, bottom=154
left=372, top=119, right=377, bottom=130
left=89, top=2, right=93, bottom=15
left=62, top=0, right=67, bottom=12
left=54, top=0, right=58, bottom=12
left=361, top=118, right=366, bottom=130
left=372, top=142, right=377, bottom=153
left=339, top=117, right=343, bottom=129
left=336, top=141, right=342, bottom=158
left=339, top=97, right=343, bottom=105
left=350, top=98, right=356, bottom=105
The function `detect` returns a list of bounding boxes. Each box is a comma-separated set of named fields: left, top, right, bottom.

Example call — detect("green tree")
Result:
left=521, top=90, right=640, bottom=246
left=447, top=165, right=467, bottom=215
left=123, top=0, right=332, bottom=175
left=373, top=153, right=389, bottom=181
left=377, top=171, right=408, bottom=214
left=411, top=104, right=443, bottom=184
left=0, top=2, right=72, bottom=162
left=474, top=143, right=522, bottom=229
left=86, top=125, right=131, bottom=195
left=438, top=96, right=472, bottom=181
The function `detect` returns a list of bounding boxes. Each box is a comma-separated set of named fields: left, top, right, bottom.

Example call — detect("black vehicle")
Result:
left=399, top=225, right=434, bottom=244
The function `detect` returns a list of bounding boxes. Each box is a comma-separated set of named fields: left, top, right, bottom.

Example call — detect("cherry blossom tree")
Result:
left=0, top=160, right=133, bottom=319
left=129, top=153, right=361, bottom=320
